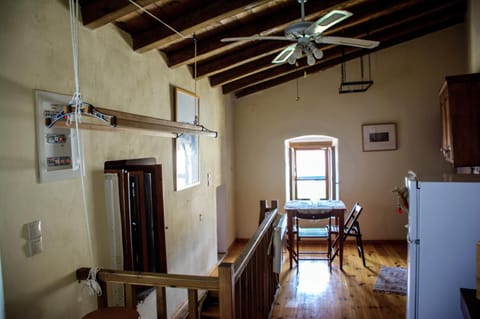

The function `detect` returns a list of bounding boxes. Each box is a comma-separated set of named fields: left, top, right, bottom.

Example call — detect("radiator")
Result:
left=272, top=213, right=287, bottom=274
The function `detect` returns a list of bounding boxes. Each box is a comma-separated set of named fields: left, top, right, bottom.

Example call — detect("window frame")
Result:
left=289, top=141, right=333, bottom=200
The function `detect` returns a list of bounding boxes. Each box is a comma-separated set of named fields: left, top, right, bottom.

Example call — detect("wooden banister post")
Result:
left=188, top=289, right=199, bottom=319
left=270, top=199, right=278, bottom=210
left=156, top=287, right=167, bottom=319
left=125, top=284, right=135, bottom=309
left=218, top=263, right=235, bottom=319
left=97, top=281, right=108, bottom=309
left=259, top=200, right=267, bottom=225
left=259, top=200, right=279, bottom=225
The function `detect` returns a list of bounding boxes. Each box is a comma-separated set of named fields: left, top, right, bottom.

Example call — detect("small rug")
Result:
left=373, top=266, right=407, bottom=295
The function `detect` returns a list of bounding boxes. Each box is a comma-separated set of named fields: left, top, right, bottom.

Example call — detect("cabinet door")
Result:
left=440, top=73, right=480, bottom=167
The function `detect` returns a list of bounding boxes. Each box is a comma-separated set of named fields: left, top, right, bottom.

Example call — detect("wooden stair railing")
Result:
left=77, top=206, right=279, bottom=319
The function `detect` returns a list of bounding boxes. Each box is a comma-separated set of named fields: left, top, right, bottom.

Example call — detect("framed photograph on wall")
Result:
left=362, top=123, right=397, bottom=152
left=174, top=87, right=200, bottom=190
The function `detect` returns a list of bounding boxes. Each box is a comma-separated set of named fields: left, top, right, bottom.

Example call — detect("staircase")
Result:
left=199, top=291, right=219, bottom=318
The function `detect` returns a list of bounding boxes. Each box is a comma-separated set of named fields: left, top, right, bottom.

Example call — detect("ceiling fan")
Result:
left=221, top=0, right=380, bottom=66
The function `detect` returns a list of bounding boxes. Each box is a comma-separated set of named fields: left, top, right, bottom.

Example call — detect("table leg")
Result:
left=287, top=211, right=294, bottom=269
left=338, top=213, right=344, bottom=270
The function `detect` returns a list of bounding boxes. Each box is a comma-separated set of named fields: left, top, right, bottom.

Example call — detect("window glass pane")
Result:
left=297, top=180, right=327, bottom=199
left=296, top=150, right=325, bottom=178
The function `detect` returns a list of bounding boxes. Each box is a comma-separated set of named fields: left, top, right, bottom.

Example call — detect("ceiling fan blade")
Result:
left=305, top=10, right=352, bottom=35
left=317, top=36, right=380, bottom=49
left=221, top=35, right=291, bottom=42
left=272, top=44, right=297, bottom=64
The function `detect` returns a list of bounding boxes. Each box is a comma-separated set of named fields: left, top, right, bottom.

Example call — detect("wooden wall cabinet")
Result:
left=439, top=73, right=480, bottom=167
left=105, top=158, right=167, bottom=273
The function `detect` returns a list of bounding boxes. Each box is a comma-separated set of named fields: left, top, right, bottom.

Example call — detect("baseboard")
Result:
left=360, top=239, right=407, bottom=245
left=297, top=238, right=406, bottom=245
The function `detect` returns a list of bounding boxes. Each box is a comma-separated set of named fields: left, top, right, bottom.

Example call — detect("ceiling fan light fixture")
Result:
left=312, top=48, right=323, bottom=59
left=293, top=44, right=303, bottom=59
left=306, top=42, right=323, bottom=60
left=288, top=54, right=297, bottom=65
left=306, top=51, right=315, bottom=66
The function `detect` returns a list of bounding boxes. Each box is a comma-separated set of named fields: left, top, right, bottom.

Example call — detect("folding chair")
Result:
left=330, top=202, right=366, bottom=267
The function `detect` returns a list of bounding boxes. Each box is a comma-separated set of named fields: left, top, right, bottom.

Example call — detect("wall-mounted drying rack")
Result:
left=46, top=103, right=218, bottom=138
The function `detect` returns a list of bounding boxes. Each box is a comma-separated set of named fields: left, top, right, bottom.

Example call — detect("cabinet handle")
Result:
left=440, top=147, right=451, bottom=154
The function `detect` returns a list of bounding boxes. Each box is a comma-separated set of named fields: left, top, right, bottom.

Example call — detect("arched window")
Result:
left=285, top=135, right=339, bottom=201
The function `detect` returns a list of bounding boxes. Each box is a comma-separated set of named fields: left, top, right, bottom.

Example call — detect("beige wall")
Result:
left=0, top=1, right=235, bottom=318
left=233, top=24, right=467, bottom=240
left=468, top=0, right=480, bottom=72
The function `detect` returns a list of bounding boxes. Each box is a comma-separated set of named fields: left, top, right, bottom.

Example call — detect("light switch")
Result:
left=24, top=220, right=44, bottom=257
left=28, top=238, right=43, bottom=256
left=26, top=220, right=42, bottom=240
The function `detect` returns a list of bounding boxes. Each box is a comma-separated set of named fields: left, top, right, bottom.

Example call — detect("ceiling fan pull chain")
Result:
left=360, top=55, right=364, bottom=82
left=341, top=48, right=346, bottom=83
left=296, top=78, right=300, bottom=101
left=368, top=53, right=372, bottom=81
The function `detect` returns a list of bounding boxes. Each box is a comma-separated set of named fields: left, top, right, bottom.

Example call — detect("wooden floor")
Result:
left=226, top=240, right=407, bottom=319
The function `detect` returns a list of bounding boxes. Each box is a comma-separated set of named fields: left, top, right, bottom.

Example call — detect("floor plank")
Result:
left=270, top=241, right=407, bottom=319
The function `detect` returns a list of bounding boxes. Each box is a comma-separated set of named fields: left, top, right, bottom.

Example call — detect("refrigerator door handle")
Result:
left=407, top=234, right=419, bottom=245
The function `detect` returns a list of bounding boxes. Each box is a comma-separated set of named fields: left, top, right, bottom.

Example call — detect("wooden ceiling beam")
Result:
left=209, top=55, right=278, bottom=87
left=132, top=0, right=279, bottom=53
left=194, top=41, right=287, bottom=78
left=223, top=46, right=342, bottom=94
left=165, top=0, right=363, bottom=68
left=234, top=13, right=464, bottom=97
left=80, top=0, right=160, bottom=29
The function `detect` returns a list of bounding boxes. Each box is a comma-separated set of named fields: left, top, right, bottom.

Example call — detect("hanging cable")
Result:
left=128, top=0, right=191, bottom=39
left=128, top=0, right=200, bottom=125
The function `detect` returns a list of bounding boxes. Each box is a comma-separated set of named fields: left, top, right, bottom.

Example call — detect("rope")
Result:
left=85, top=267, right=102, bottom=296
left=69, top=0, right=100, bottom=296
left=193, top=34, right=199, bottom=124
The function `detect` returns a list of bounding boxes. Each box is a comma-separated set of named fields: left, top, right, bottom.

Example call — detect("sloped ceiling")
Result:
left=79, top=0, right=466, bottom=98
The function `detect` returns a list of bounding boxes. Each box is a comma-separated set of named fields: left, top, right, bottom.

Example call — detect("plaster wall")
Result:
left=0, top=1, right=235, bottom=318
left=233, top=24, right=467, bottom=240
left=468, top=0, right=480, bottom=72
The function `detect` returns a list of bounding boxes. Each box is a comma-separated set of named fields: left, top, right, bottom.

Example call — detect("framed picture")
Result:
left=174, top=87, right=200, bottom=190
left=362, top=123, right=397, bottom=152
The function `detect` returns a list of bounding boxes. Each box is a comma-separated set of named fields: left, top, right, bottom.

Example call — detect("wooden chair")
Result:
left=295, top=210, right=333, bottom=269
left=330, top=202, right=366, bottom=267
left=259, top=200, right=278, bottom=225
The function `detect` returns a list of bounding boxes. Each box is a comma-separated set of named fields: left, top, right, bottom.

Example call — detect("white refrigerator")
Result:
left=406, top=174, right=480, bottom=319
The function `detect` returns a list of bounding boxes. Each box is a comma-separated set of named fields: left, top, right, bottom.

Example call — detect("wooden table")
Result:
left=285, top=200, right=347, bottom=270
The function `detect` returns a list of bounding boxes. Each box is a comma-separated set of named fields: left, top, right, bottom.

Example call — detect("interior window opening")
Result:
left=285, top=135, right=339, bottom=201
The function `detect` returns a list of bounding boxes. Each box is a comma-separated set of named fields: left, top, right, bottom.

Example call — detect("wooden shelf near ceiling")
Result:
left=51, top=105, right=217, bottom=138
